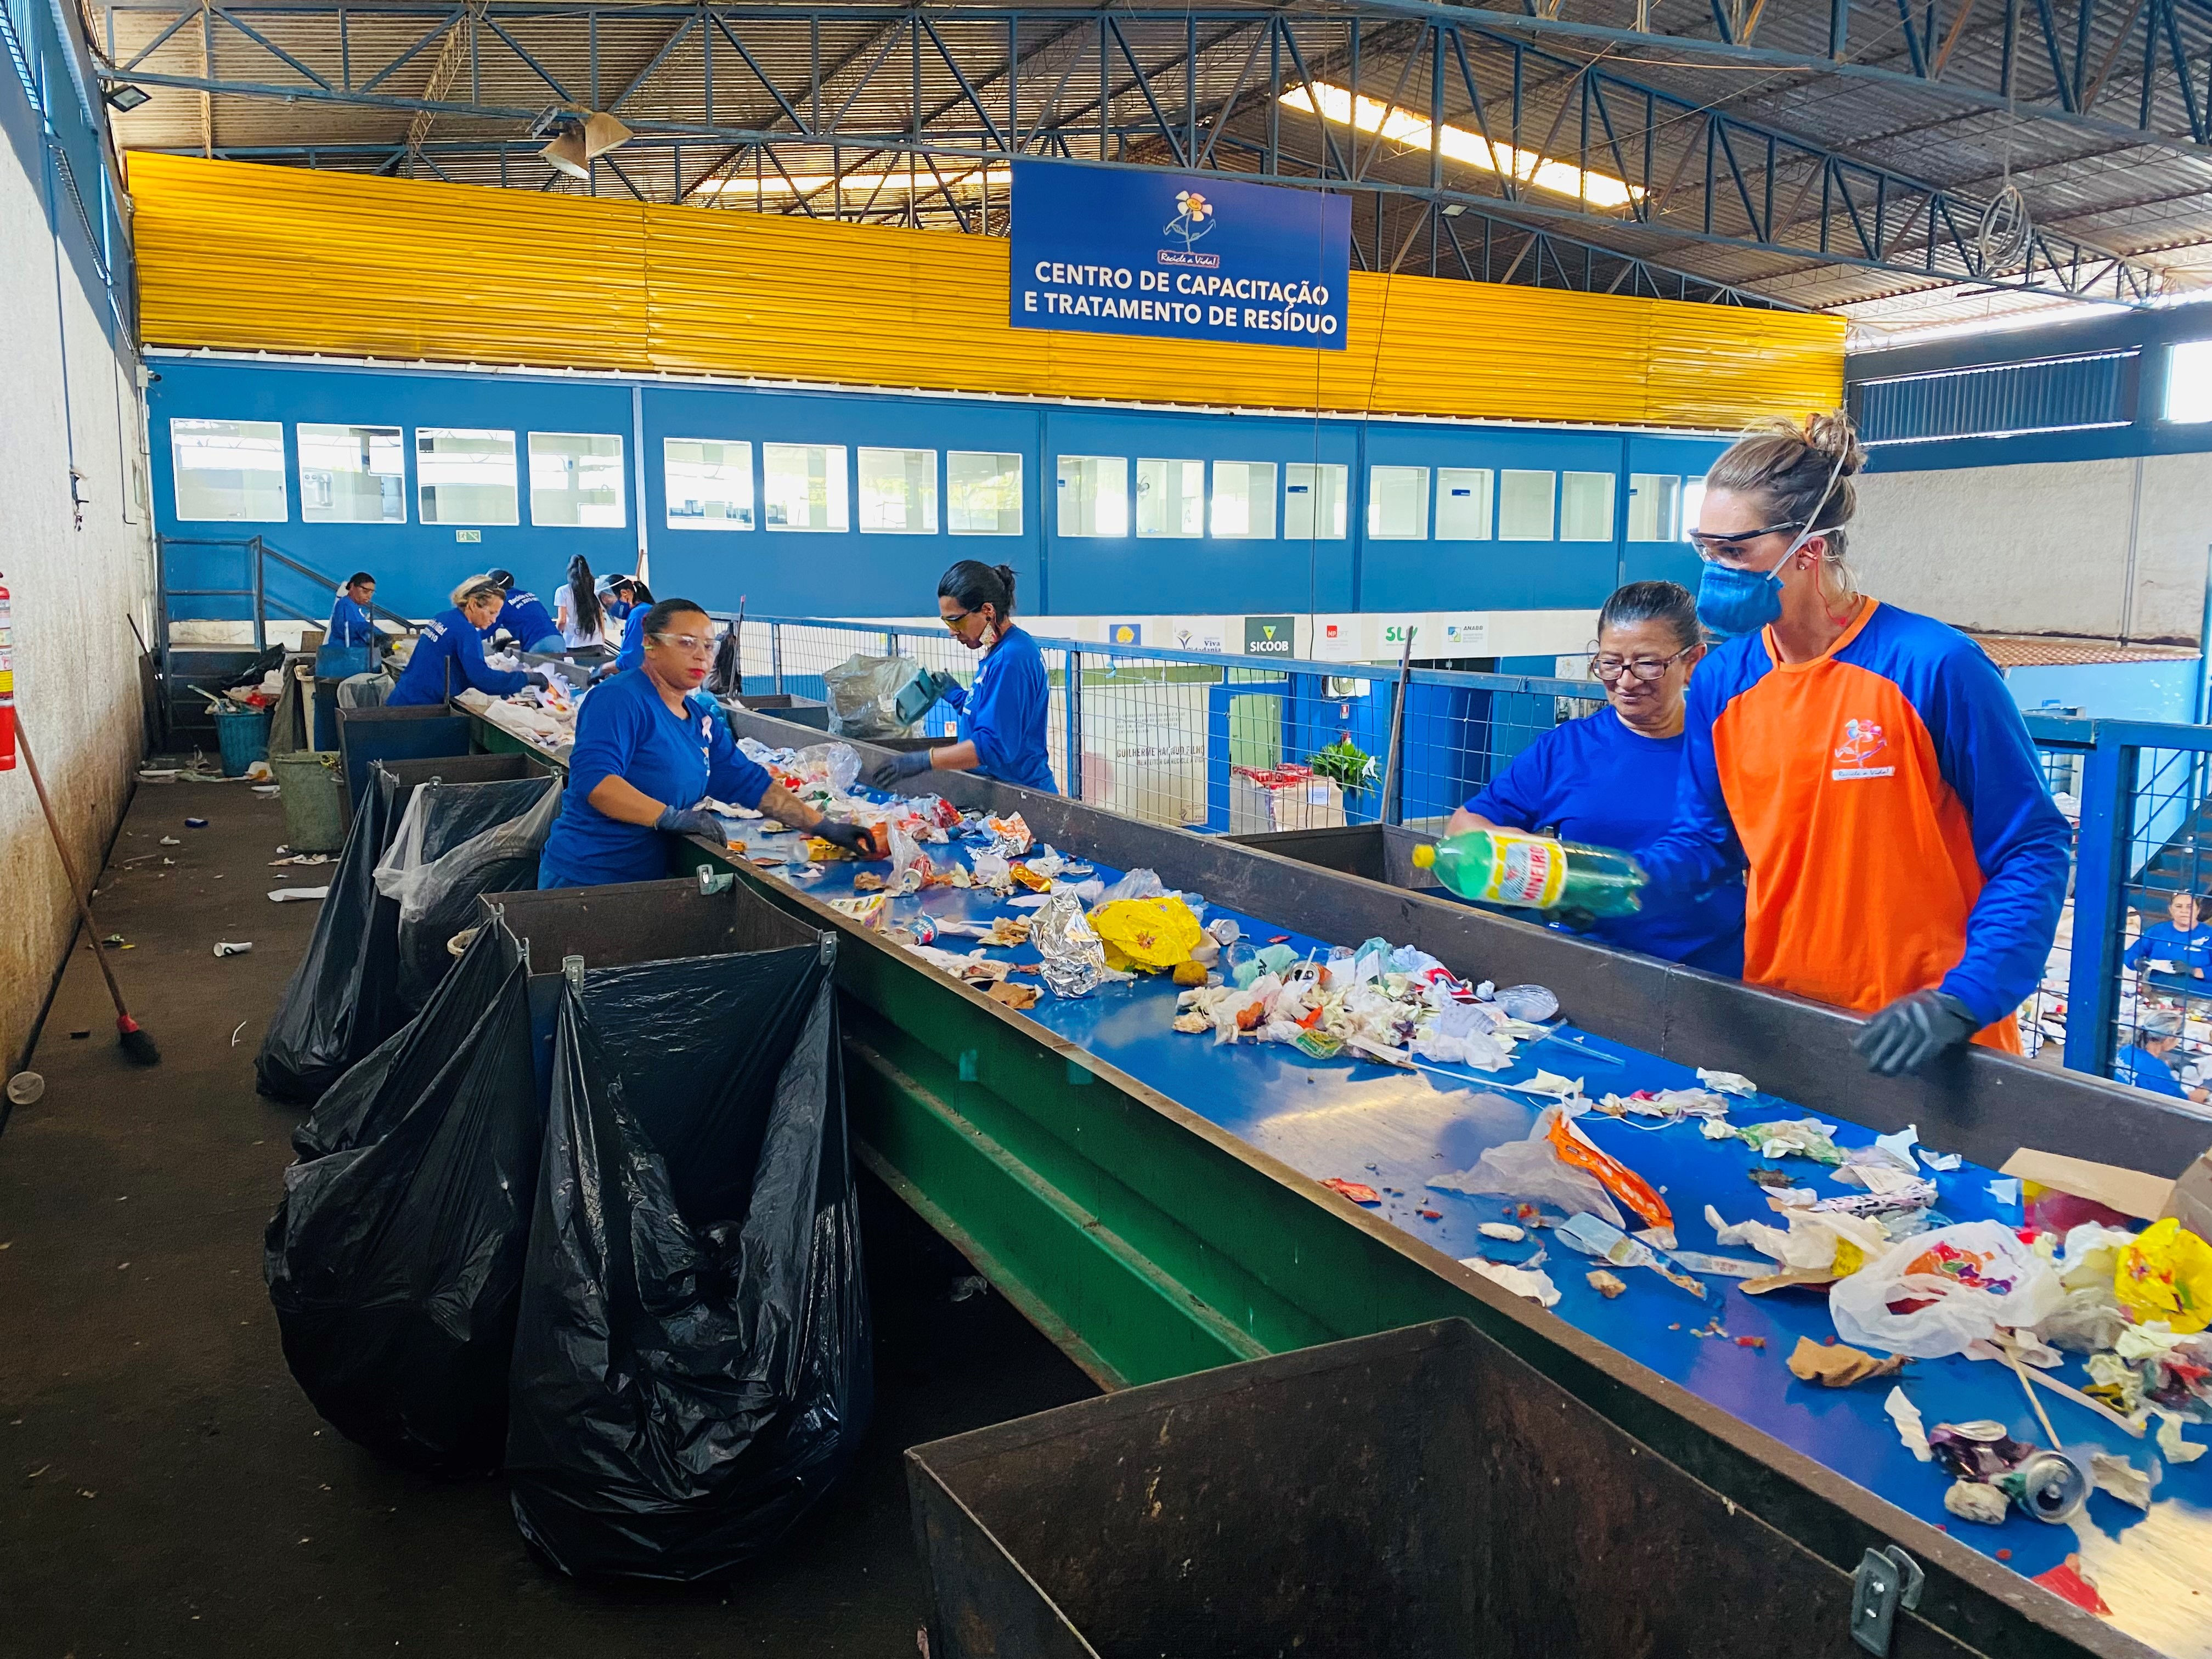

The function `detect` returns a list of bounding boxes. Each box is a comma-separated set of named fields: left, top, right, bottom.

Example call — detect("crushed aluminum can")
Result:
left=1033, top=889, right=1108, bottom=999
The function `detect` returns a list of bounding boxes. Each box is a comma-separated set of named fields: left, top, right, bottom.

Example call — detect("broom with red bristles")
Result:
left=19, top=718, right=160, bottom=1066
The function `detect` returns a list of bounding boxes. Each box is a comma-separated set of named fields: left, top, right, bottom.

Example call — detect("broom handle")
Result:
left=16, top=720, right=132, bottom=1017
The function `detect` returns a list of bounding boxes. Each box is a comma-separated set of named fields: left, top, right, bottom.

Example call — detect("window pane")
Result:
left=171, top=418, right=286, bottom=522
left=1284, top=462, right=1347, bottom=539
left=2167, top=339, right=2212, bottom=423
left=763, top=443, right=850, bottom=532
left=1057, top=455, right=1128, bottom=537
left=1435, top=467, right=1493, bottom=540
left=1682, top=479, right=1708, bottom=543
left=665, top=438, right=753, bottom=531
left=1210, top=461, right=1277, bottom=539
left=1627, top=473, right=1681, bottom=541
left=858, top=447, right=939, bottom=534
left=528, top=432, right=625, bottom=528
left=1367, top=466, right=1429, bottom=539
left=298, top=424, right=404, bottom=524
left=1136, top=458, right=1205, bottom=537
left=949, top=452, right=1022, bottom=534
left=1498, top=469, right=1555, bottom=540
left=1560, top=471, right=1616, bottom=541
left=417, top=428, right=518, bottom=526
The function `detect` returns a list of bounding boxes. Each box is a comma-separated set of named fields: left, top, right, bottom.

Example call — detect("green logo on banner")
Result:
left=1244, top=616, right=1294, bottom=656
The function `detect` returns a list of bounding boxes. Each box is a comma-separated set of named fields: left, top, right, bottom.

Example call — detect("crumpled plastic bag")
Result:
left=1092, top=896, right=1204, bottom=973
left=1034, top=890, right=1109, bottom=999
left=822, top=654, right=931, bottom=739
left=792, top=742, right=862, bottom=795
left=2114, top=1217, right=2212, bottom=1333
left=1427, top=1104, right=1624, bottom=1228
left=1098, top=867, right=1166, bottom=904
left=1830, top=1220, right=2064, bottom=1358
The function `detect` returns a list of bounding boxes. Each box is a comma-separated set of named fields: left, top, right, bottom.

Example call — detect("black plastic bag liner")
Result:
left=254, top=763, right=406, bottom=1103
left=266, top=923, right=542, bottom=1474
left=506, top=939, right=871, bottom=1581
left=373, top=774, right=560, bottom=1013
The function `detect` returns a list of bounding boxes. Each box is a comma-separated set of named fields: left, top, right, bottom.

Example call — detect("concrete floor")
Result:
left=0, top=778, right=1095, bottom=1658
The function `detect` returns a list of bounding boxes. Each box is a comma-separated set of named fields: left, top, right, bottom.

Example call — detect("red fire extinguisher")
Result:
left=0, top=575, right=16, bottom=772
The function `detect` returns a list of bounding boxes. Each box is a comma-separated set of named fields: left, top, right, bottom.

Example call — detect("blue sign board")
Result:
left=1010, top=160, right=1351, bottom=351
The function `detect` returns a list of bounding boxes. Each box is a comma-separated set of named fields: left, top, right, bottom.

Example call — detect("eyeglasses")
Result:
left=943, top=609, right=977, bottom=633
left=1688, top=523, right=1800, bottom=562
left=649, top=632, right=716, bottom=656
left=1591, top=646, right=1695, bottom=684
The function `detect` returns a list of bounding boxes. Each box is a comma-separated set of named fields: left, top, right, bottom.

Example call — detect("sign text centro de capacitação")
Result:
left=1009, top=159, right=1352, bottom=351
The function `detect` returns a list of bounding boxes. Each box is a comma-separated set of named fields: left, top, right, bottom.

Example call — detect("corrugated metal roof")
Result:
left=1973, top=633, right=2201, bottom=667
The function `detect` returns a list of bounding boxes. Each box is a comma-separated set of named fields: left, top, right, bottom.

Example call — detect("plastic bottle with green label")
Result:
left=1410, top=829, right=1646, bottom=917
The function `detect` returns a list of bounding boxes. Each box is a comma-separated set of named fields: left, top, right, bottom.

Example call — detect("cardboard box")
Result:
left=1229, top=764, right=1346, bottom=836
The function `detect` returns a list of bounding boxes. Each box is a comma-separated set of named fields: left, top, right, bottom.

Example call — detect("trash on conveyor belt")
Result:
left=505, top=940, right=868, bottom=1582
left=266, top=925, right=540, bottom=1474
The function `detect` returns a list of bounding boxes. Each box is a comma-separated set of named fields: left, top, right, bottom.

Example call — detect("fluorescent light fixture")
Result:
left=696, top=166, right=1012, bottom=199
left=1281, top=81, right=1643, bottom=210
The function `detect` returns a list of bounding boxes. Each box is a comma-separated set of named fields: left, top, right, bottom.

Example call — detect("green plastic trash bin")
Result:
left=271, top=751, right=347, bottom=852
left=212, top=706, right=273, bottom=777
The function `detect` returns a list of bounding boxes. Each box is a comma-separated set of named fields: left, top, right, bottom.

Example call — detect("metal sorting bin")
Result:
left=337, top=702, right=474, bottom=809
left=1228, top=821, right=1444, bottom=892
left=479, top=877, right=828, bottom=1097
left=910, top=1318, right=2040, bottom=1659
left=726, top=692, right=831, bottom=731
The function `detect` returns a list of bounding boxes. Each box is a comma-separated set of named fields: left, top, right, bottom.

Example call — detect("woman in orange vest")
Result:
left=1640, top=413, right=2071, bottom=1075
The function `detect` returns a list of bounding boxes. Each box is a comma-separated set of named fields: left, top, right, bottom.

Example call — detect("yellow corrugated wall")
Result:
left=130, top=154, right=1842, bottom=427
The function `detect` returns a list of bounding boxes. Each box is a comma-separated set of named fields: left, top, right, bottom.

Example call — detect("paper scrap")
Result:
left=1918, top=1146, right=1963, bottom=1172
left=2091, top=1452, right=2157, bottom=1510
left=1515, top=1070, right=1584, bottom=1099
left=1697, top=1068, right=1757, bottom=1096
left=1700, top=1119, right=1738, bottom=1140
left=1477, top=1222, right=1526, bottom=1242
left=2114, top=1322, right=2190, bottom=1363
left=1787, top=1335, right=1907, bottom=1387
left=1884, top=1386, right=1933, bottom=1459
left=1586, top=1269, right=1627, bottom=1298
left=1459, top=1256, right=1560, bottom=1308
left=2155, top=1411, right=2208, bottom=1464
left=268, top=886, right=330, bottom=902
left=1986, top=1177, right=2022, bottom=1206
left=1705, top=1204, right=1789, bottom=1259
left=1670, top=1250, right=1767, bottom=1279
left=986, top=981, right=1041, bottom=1011
left=1943, top=1479, right=2009, bottom=1524
left=1872, top=1125, right=1921, bottom=1168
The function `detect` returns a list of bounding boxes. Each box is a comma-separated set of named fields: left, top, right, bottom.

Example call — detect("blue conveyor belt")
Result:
left=726, top=810, right=2212, bottom=1650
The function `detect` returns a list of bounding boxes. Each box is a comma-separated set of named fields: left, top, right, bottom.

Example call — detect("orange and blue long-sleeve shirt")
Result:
left=1639, top=600, right=2069, bottom=1050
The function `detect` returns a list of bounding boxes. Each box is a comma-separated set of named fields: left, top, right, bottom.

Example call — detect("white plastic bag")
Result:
left=1428, top=1104, right=1624, bottom=1228
left=1829, top=1220, right=2064, bottom=1358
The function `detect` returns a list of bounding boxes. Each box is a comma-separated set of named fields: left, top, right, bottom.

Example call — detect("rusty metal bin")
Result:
left=909, top=1318, right=2097, bottom=1659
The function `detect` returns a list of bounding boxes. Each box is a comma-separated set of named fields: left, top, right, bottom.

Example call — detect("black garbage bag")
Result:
left=254, top=765, right=407, bottom=1103
left=506, top=943, right=871, bottom=1581
left=265, top=923, right=542, bottom=1474
left=373, top=775, right=560, bottom=1012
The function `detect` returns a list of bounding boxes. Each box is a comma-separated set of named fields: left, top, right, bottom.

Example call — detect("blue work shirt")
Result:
left=327, top=594, right=378, bottom=647
left=955, top=624, right=1056, bottom=793
left=496, top=589, right=560, bottom=648
left=2114, top=1041, right=2192, bottom=1099
left=1465, top=706, right=1746, bottom=975
left=2125, top=919, right=2212, bottom=978
left=538, top=668, right=772, bottom=887
left=614, top=607, right=649, bottom=672
left=387, top=607, right=530, bottom=707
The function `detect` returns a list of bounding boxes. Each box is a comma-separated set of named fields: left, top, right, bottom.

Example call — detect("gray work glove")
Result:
left=656, top=805, right=729, bottom=845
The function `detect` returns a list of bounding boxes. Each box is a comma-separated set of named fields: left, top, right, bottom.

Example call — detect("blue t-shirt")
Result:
left=539, top=668, right=773, bottom=886
left=497, top=589, right=559, bottom=646
left=2125, top=919, right=2212, bottom=978
left=614, top=607, right=649, bottom=672
left=387, top=608, right=530, bottom=707
left=1466, top=707, right=1746, bottom=974
left=961, top=625, right=1056, bottom=793
left=2114, top=1042, right=2190, bottom=1099
left=327, top=595, right=377, bottom=647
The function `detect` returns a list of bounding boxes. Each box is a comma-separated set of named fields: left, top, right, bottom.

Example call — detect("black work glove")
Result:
left=812, top=818, right=872, bottom=856
left=1853, top=989, right=1979, bottom=1077
left=656, top=805, right=729, bottom=845
left=866, top=749, right=934, bottom=793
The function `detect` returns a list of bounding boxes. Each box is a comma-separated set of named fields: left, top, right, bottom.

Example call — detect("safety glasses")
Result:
left=1688, top=523, right=1799, bottom=562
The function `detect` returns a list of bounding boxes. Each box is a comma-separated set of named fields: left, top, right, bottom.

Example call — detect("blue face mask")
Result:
left=1694, top=559, right=1786, bottom=640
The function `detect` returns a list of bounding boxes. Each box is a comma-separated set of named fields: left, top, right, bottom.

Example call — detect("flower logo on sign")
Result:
left=1165, top=189, right=1216, bottom=250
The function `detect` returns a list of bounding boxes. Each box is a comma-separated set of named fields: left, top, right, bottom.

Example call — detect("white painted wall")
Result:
left=0, top=148, right=157, bottom=1069
left=1853, top=453, right=2212, bottom=645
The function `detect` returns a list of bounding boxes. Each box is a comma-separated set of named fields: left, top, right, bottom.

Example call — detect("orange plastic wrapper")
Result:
left=1547, top=1111, right=1673, bottom=1232
left=1009, top=862, right=1053, bottom=893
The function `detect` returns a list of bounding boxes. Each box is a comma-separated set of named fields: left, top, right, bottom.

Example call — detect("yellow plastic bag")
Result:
left=1091, top=896, right=1203, bottom=974
left=2115, top=1217, right=2212, bottom=1334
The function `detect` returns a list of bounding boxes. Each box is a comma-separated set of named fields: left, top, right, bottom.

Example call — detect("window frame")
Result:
left=1559, top=470, right=1617, bottom=543
left=761, top=441, right=851, bottom=533
left=415, top=426, right=521, bottom=527
left=1497, top=467, right=1558, bottom=541
left=1135, top=456, right=1207, bottom=539
left=296, top=421, right=407, bottom=525
left=663, top=436, right=755, bottom=532
left=1209, top=460, right=1279, bottom=540
left=856, top=445, right=941, bottom=535
left=526, top=430, right=628, bottom=529
left=1627, top=472, right=1683, bottom=542
left=1367, top=464, right=1430, bottom=540
left=946, top=450, right=1024, bottom=536
left=168, top=416, right=289, bottom=523
left=1283, top=461, right=1350, bottom=541
left=1434, top=466, right=1494, bottom=540
left=1056, top=454, right=1130, bottom=538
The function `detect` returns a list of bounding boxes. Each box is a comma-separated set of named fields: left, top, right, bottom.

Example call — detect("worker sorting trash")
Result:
left=326, top=572, right=380, bottom=648
left=385, top=574, right=533, bottom=707
left=536, top=597, right=871, bottom=887
left=866, top=561, right=1056, bottom=795
left=486, top=569, right=564, bottom=655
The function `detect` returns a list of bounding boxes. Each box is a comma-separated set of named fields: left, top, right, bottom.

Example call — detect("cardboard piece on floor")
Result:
left=1999, top=1148, right=2176, bottom=1221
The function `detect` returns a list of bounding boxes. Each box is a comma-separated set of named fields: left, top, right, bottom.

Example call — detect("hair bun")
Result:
left=1803, top=409, right=1867, bottom=476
